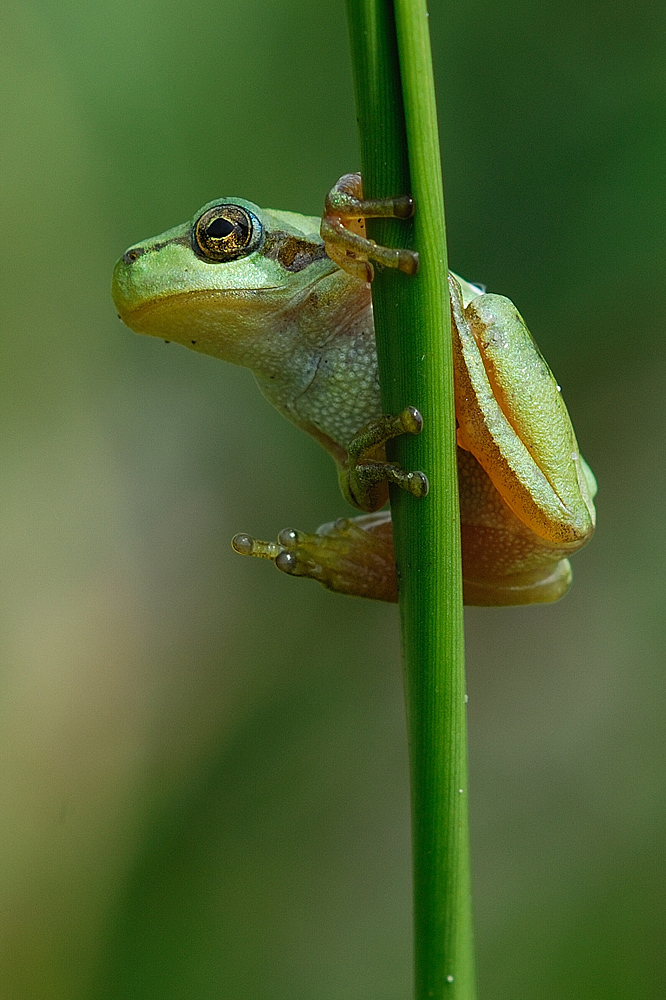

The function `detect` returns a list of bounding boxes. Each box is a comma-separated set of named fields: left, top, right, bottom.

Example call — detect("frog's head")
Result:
left=112, top=197, right=340, bottom=364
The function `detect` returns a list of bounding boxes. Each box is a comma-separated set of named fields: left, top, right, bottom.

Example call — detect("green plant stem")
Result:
left=345, top=1, right=476, bottom=997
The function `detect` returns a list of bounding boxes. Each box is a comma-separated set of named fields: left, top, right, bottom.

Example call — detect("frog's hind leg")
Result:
left=450, top=274, right=595, bottom=547
left=457, top=446, right=575, bottom=606
left=232, top=511, right=398, bottom=602
left=232, top=509, right=572, bottom=605
left=462, top=558, right=572, bottom=606
left=321, top=172, right=419, bottom=280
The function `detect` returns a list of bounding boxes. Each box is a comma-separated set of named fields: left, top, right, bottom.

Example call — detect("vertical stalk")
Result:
left=345, top=2, right=476, bottom=998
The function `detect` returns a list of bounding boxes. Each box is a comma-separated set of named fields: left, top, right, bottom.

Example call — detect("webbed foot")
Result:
left=232, top=511, right=398, bottom=602
left=321, top=172, right=419, bottom=281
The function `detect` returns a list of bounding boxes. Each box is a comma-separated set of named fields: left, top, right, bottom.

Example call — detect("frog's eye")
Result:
left=193, top=204, right=262, bottom=262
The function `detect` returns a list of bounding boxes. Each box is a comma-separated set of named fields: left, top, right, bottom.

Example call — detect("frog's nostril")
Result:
left=123, top=246, right=146, bottom=265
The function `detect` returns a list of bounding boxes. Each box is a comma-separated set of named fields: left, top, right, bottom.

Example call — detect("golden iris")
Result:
left=193, top=204, right=259, bottom=262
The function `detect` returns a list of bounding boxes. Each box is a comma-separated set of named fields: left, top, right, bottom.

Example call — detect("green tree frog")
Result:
left=112, top=174, right=596, bottom=605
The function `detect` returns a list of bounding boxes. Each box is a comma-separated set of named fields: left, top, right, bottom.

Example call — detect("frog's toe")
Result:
left=405, top=470, right=429, bottom=499
left=232, top=527, right=317, bottom=578
left=274, top=528, right=318, bottom=578
left=399, top=405, right=423, bottom=435
left=231, top=533, right=282, bottom=560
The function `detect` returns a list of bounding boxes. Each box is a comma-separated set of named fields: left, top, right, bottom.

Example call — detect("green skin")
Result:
left=112, top=185, right=596, bottom=605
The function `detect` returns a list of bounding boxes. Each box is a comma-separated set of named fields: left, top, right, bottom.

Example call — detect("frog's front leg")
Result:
left=321, top=172, right=419, bottom=280
left=322, top=175, right=427, bottom=510
left=232, top=512, right=398, bottom=602
left=341, top=405, right=429, bottom=511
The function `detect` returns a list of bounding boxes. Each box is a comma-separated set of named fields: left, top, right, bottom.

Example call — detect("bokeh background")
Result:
left=1, top=0, right=664, bottom=997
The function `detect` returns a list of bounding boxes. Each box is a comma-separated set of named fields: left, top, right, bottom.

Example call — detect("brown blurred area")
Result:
left=0, top=0, right=664, bottom=997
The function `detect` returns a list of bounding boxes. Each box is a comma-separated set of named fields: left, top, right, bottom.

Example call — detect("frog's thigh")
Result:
left=458, top=448, right=572, bottom=606
left=451, top=281, right=593, bottom=545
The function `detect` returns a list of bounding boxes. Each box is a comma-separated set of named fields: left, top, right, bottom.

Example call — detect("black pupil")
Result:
left=207, top=216, right=235, bottom=239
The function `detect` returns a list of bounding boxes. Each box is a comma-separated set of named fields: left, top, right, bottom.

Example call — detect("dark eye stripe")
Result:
left=261, top=231, right=329, bottom=273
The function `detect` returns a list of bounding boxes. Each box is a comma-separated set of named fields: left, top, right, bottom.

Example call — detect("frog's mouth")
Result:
left=115, top=281, right=303, bottom=335
left=113, top=255, right=341, bottom=336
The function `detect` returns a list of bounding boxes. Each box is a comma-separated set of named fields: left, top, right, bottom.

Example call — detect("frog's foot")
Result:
left=342, top=405, right=429, bottom=511
left=321, top=172, right=419, bottom=281
left=232, top=511, right=398, bottom=602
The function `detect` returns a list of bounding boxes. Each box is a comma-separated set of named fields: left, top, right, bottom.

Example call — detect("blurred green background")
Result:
left=1, top=0, right=664, bottom=997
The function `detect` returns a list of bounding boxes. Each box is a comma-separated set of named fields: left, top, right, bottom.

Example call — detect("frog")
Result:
left=112, top=173, right=596, bottom=606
